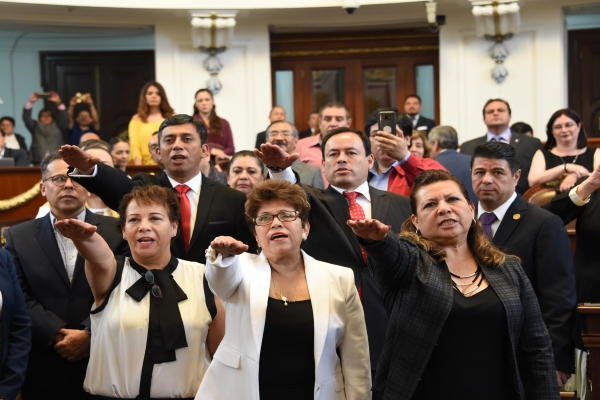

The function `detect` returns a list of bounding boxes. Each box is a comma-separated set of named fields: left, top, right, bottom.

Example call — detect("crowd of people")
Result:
left=0, top=81, right=597, bottom=400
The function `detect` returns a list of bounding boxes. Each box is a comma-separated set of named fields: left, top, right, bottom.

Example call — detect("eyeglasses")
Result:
left=552, top=122, right=577, bottom=131
left=144, top=270, right=163, bottom=299
left=266, top=131, right=294, bottom=138
left=254, top=211, right=300, bottom=226
left=43, top=174, right=81, bottom=187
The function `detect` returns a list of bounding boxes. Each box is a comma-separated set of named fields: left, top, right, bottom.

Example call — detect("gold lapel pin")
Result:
left=513, top=214, right=521, bottom=220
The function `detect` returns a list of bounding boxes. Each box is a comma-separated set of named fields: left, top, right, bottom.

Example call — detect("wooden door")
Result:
left=568, top=29, right=600, bottom=138
left=40, top=51, right=155, bottom=140
left=271, top=29, right=439, bottom=133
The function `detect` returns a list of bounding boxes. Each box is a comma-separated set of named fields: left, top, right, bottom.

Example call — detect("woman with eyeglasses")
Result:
left=54, top=185, right=225, bottom=399
left=195, top=179, right=371, bottom=400
left=529, top=109, right=600, bottom=192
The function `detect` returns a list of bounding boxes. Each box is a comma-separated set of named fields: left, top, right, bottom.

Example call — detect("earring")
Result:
left=471, top=218, right=477, bottom=228
left=415, top=229, right=421, bottom=236
left=302, top=232, right=308, bottom=241
left=122, top=235, right=125, bottom=240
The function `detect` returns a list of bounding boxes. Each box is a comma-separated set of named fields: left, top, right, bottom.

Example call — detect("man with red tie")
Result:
left=60, top=114, right=256, bottom=263
left=257, top=127, right=411, bottom=400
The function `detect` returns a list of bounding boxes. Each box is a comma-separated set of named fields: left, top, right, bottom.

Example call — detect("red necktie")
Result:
left=343, top=191, right=368, bottom=264
left=175, top=185, right=191, bottom=251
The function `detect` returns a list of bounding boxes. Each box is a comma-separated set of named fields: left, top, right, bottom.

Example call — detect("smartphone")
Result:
left=37, top=92, right=51, bottom=99
left=378, top=111, right=397, bottom=135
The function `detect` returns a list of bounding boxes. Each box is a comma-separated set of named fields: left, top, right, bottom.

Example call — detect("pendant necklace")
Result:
left=271, top=267, right=301, bottom=307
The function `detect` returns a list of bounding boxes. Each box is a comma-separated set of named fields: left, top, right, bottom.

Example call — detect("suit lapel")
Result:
left=35, top=216, right=70, bottom=287
left=250, top=253, right=271, bottom=356
left=370, top=187, right=390, bottom=222
left=323, top=186, right=363, bottom=263
left=190, top=176, right=214, bottom=251
left=303, top=251, right=329, bottom=372
left=492, top=196, right=527, bottom=247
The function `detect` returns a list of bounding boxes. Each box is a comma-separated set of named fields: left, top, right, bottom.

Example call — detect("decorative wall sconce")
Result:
left=425, top=1, right=446, bottom=33
left=471, top=0, right=520, bottom=84
left=190, top=10, right=238, bottom=95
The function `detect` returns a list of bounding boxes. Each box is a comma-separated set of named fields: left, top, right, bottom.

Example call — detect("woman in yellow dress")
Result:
left=129, top=81, right=174, bottom=165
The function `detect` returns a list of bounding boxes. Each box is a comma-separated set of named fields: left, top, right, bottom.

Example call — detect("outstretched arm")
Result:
left=204, top=236, right=249, bottom=301
left=54, top=219, right=117, bottom=307
left=254, top=143, right=299, bottom=169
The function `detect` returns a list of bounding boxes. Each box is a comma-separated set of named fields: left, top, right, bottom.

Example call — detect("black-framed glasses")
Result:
left=144, top=271, right=163, bottom=299
left=43, top=174, right=81, bottom=187
left=254, top=211, right=299, bottom=226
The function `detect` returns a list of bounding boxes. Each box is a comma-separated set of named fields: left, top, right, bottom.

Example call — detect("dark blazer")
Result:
left=544, top=188, right=600, bottom=303
left=480, top=195, right=576, bottom=372
left=254, top=131, right=266, bottom=150
left=3, top=147, right=30, bottom=166
left=434, top=149, right=476, bottom=202
left=5, top=210, right=127, bottom=398
left=460, top=133, right=542, bottom=195
left=0, top=249, right=31, bottom=400
left=301, top=184, right=411, bottom=369
left=363, top=234, right=558, bottom=400
left=298, top=128, right=313, bottom=140
left=413, top=115, right=435, bottom=133
left=72, top=162, right=256, bottom=263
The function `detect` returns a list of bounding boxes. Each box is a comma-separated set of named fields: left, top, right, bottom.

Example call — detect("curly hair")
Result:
left=245, top=179, right=310, bottom=234
left=401, top=169, right=512, bottom=268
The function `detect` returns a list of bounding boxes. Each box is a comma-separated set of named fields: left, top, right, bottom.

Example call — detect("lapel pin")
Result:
left=513, top=214, right=521, bottom=220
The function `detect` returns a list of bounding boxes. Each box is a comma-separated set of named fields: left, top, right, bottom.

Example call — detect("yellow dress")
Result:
left=128, top=119, right=163, bottom=165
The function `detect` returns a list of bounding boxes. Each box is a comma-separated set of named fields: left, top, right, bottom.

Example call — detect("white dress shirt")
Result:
left=168, top=173, right=202, bottom=239
left=329, top=180, right=372, bottom=219
left=51, top=208, right=87, bottom=282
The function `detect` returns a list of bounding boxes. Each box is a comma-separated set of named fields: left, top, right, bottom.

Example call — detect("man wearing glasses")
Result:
left=265, top=120, right=325, bottom=189
left=4, top=151, right=128, bottom=399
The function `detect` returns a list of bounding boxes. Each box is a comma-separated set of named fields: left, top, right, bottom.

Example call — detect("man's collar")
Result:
left=167, top=171, right=202, bottom=193
left=477, top=192, right=517, bottom=221
left=50, top=207, right=87, bottom=225
left=369, top=160, right=399, bottom=177
left=486, top=128, right=512, bottom=143
left=329, top=180, right=371, bottom=201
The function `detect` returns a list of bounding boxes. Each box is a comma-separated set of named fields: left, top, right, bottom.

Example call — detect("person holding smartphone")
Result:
left=23, top=91, right=68, bottom=165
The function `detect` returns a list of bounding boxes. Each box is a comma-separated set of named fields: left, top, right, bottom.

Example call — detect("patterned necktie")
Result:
left=343, top=191, right=368, bottom=264
left=175, top=185, right=191, bottom=251
left=479, top=212, right=497, bottom=241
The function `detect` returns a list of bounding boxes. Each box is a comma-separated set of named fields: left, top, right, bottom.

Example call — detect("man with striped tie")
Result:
left=460, top=98, right=542, bottom=194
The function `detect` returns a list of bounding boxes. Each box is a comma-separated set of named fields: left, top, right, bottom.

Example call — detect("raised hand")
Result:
left=48, top=91, right=61, bottom=103
left=254, top=143, right=299, bottom=169
left=210, top=236, right=249, bottom=259
left=347, top=219, right=391, bottom=242
left=373, top=126, right=409, bottom=162
left=29, top=92, right=39, bottom=103
left=55, top=218, right=97, bottom=241
left=59, top=145, right=100, bottom=174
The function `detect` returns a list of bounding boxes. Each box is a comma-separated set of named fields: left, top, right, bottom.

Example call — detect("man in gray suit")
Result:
left=265, top=120, right=325, bottom=189
left=459, top=99, right=542, bottom=194
left=429, top=125, right=476, bottom=202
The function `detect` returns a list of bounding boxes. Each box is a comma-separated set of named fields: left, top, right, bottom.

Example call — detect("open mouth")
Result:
left=439, top=219, right=457, bottom=226
left=138, top=237, right=155, bottom=244
left=270, top=233, right=288, bottom=241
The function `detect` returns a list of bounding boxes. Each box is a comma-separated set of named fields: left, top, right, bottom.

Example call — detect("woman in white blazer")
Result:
left=195, top=179, right=371, bottom=400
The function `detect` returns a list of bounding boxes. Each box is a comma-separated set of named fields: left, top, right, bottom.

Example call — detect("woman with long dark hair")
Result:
left=529, top=109, right=599, bottom=192
left=129, top=82, right=175, bottom=165
left=193, top=89, right=235, bottom=159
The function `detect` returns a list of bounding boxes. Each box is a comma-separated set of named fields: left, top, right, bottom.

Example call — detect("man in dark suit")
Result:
left=5, top=152, right=128, bottom=398
left=471, top=141, right=576, bottom=387
left=428, top=125, right=476, bottom=202
left=404, top=94, right=435, bottom=134
left=254, top=106, right=286, bottom=149
left=1, top=116, right=28, bottom=150
left=0, top=129, right=29, bottom=166
left=297, top=111, right=319, bottom=140
left=258, top=127, right=412, bottom=400
left=459, top=98, right=542, bottom=195
left=265, top=119, right=325, bottom=189
left=61, top=114, right=256, bottom=264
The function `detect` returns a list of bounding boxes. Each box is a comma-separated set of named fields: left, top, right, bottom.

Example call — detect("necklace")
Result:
left=271, top=267, right=301, bottom=307
left=558, top=154, right=579, bottom=166
left=449, top=266, right=484, bottom=296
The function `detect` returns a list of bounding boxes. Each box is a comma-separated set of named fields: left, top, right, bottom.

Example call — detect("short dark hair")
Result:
left=245, top=179, right=310, bottom=234
left=482, top=99, right=511, bottom=117
left=158, top=114, right=207, bottom=145
left=118, top=185, right=181, bottom=230
left=318, top=101, right=351, bottom=119
left=510, top=122, right=533, bottom=136
left=544, top=109, right=587, bottom=150
left=429, top=126, right=459, bottom=150
left=108, top=137, right=128, bottom=152
left=308, top=112, right=319, bottom=120
left=471, top=141, right=520, bottom=174
left=0, top=116, right=15, bottom=126
left=363, top=109, right=411, bottom=136
left=405, top=94, right=421, bottom=103
left=81, top=139, right=110, bottom=153
left=321, top=127, right=371, bottom=160
left=38, top=108, right=53, bottom=121
left=228, top=150, right=265, bottom=174
left=40, top=151, right=63, bottom=179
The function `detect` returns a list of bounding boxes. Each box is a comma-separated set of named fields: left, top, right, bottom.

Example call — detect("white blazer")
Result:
left=195, top=250, right=371, bottom=400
